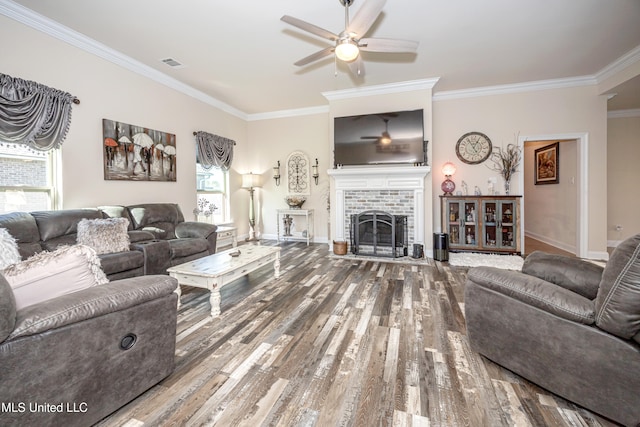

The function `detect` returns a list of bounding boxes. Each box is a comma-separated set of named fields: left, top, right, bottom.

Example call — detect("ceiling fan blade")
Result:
left=359, top=37, right=419, bottom=53
left=294, top=47, right=335, bottom=66
left=347, top=0, right=386, bottom=37
left=347, top=55, right=365, bottom=77
left=281, top=15, right=339, bottom=41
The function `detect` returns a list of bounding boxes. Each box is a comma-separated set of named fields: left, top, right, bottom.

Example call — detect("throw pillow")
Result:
left=77, top=217, right=130, bottom=255
left=2, top=244, right=109, bottom=310
left=0, top=228, right=21, bottom=270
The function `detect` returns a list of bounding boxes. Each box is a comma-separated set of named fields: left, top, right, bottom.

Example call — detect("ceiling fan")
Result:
left=281, top=0, right=419, bottom=76
left=361, top=117, right=392, bottom=144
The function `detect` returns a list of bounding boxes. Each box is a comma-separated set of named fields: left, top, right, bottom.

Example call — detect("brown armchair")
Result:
left=464, top=234, right=640, bottom=427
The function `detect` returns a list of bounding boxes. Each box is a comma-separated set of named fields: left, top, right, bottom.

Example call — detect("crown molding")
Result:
left=608, top=108, right=640, bottom=119
left=247, top=105, right=330, bottom=121
left=0, top=0, right=248, bottom=120
left=322, top=78, right=440, bottom=102
left=432, top=75, right=597, bottom=101
left=595, top=44, right=640, bottom=83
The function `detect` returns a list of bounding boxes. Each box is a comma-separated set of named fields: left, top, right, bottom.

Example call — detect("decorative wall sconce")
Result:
left=312, top=158, right=319, bottom=185
left=273, top=161, right=281, bottom=186
left=441, top=162, right=457, bottom=195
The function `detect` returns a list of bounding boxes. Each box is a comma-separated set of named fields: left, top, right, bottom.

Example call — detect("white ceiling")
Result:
left=6, top=0, right=640, bottom=115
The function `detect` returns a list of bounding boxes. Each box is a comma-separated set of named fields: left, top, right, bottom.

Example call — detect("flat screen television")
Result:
left=334, top=109, right=426, bottom=166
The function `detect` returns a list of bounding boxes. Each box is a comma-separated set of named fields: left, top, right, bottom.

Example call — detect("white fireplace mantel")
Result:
left=328, top=166, right=431, bottom=244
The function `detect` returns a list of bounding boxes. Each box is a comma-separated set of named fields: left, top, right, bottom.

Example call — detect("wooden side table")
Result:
left=215, top=225, right=237, bottom=251
left=276, top=209, right=314, bottom=246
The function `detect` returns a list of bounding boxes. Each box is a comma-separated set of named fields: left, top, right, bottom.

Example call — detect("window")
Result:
left=0, top=143, right=60, bottom=213
left=196, top=162, right=228, bottom=224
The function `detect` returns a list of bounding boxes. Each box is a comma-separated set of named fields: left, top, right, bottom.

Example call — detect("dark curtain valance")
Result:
left=194, top=131, right=235, bottom=171
left=0, top=73, right=78, bottom=151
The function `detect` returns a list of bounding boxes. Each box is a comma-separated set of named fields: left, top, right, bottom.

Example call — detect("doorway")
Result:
left=517, top=133, right=588, bottom=258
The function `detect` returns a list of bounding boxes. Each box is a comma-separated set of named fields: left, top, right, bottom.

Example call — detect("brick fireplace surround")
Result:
left=328, top=166, right=431, bottom=250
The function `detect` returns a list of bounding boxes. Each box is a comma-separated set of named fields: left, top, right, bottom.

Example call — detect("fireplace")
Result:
left=328, top=166, right=431, bottom=251
left=350, top=210, right=408, bottom=258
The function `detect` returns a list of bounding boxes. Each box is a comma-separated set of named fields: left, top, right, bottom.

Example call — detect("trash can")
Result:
left=412, top=243, right=424, bottom=259
left=433, top=232, right=449, bottom=261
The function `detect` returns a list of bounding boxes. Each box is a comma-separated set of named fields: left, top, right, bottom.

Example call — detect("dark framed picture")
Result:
left=102, top=119, right=176, bottom=181
left=534, top=142, right=559, bottom=185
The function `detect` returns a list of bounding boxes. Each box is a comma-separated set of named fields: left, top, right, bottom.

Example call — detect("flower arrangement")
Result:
left=192, top=197, right=218, bottom=219
left=487, top=142, right=522, bottom=194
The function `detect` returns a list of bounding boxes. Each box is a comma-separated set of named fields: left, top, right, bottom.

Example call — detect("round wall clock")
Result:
left=456, top=132, right=492, bottom=165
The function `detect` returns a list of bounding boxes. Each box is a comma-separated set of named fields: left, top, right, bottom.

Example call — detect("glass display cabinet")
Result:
left=441, top=195, right=521, bottom=254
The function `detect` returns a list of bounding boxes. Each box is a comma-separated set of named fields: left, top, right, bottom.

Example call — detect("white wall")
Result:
left=433, top=85, right=608, bottom=257
left=607, top=114, right=640, bottom=245
left=523, top=139, right=578, bottom=252
left=246, top=113, right=330, bottom=241
left=1, top=15, right=248, bottom=232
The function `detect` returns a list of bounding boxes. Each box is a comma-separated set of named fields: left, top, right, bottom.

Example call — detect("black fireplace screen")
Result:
left=350, top=210, right=408, bottom=258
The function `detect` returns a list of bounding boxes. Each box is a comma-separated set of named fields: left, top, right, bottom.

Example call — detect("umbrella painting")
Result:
left=102, top=118, right=177, bottom=181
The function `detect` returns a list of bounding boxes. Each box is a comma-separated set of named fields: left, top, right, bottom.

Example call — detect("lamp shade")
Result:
left=442, top=162, right=457, bottom=177
left=335, top=39, right=359, bottom=62
left=242, top=173, right=262, bottom=189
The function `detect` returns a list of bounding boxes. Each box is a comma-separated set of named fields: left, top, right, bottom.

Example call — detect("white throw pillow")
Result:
left=2, top=244, right=109, bottom=310
left=0, top=228, right=21, bottom=270
left=77, top=217, right=130, bottom=255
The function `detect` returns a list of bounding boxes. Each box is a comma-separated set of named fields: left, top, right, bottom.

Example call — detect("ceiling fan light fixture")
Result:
left=335, top=39, right=359, bottom=62
left=379, top=133, right=392, bottom=145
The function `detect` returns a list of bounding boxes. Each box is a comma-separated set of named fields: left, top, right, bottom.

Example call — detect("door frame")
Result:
left=517, top=132, right=588, bottom=258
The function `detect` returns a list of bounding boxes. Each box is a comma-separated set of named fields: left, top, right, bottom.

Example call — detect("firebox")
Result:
left=350, top=210, right=408, bottom=258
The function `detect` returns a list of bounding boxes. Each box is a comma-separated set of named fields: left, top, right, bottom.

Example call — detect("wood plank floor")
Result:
left=96, top=242, right=620, bottom=427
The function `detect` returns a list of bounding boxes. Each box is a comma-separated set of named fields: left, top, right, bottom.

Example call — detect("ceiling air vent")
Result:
left=160, top=58, right=185, bottom=69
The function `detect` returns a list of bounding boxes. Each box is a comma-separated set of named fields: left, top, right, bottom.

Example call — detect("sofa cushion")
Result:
left=595, top=234, right=640, bottom=339
left=31, top=209, right=103, bottom=248
left=77, top=217, right=130, bottom=255
left=2, top=245, right=109, bottom=310
left=0, top=211, right=42, bottom=259
left=0, top=228, right=21, bottom=270
left=0, top=273, right=16, bottom=342
left=168, top=238, right=209, bottom=259
left=127, top=203, right=185, bottom=239
left=99, top=251, right=144, bottom=277
left=522, top=251, right=603, bottom=300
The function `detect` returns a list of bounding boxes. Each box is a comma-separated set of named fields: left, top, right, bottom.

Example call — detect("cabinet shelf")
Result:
left=441, top=195, right=521, bottom=255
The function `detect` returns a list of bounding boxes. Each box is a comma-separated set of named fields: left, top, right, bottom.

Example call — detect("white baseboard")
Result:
left=524, top=230, right=576, bottom=254
left=607, top=239, right=622, bottom=248
left=258, top=233, right=329, bottom=244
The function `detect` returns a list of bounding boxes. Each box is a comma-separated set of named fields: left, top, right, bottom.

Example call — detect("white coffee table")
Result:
left=167, top=245, right=281, bottom=317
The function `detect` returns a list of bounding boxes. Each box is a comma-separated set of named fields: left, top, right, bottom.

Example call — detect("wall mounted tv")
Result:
left=334, top=109, right=426, bottom=167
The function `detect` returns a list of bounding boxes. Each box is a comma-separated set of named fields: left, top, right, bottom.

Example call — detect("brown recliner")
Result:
left=465, top=234, right=640, bottom=427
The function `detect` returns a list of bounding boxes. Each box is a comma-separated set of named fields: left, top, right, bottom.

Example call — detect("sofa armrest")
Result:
left=8, top=275, right=177, bottom=341
left=175, top=222, right=218, bottom=253
left=522, top=251, right=603, bottom=299
left=467, top=267, right=595, bottom=324
left=128, top=229, right=156, bottom=243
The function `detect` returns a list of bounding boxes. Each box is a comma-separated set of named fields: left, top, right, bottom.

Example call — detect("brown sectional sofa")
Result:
left=0, top=203, right=218, bottom=426
left=0, top=203, right=218, bottom=280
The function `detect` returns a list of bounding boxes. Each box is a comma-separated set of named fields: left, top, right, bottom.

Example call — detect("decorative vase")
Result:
left=504, top=179, right=511, bottom=195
